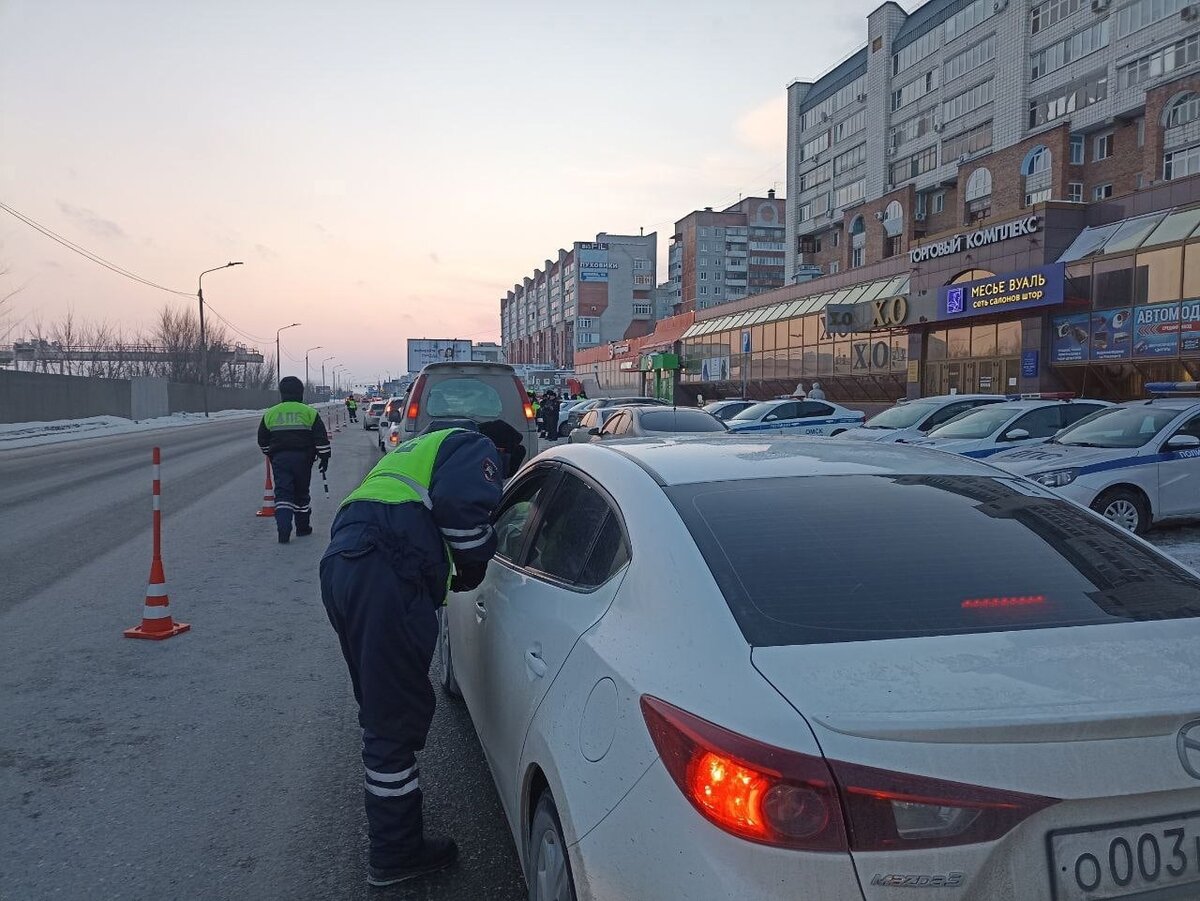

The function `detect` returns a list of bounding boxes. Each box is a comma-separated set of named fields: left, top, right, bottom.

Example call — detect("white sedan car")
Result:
left=440, top=435, right=1200, bottom=901
left=909, top=398, right=1112, bottom=458
left=840, top=394, right=1007, bottom=443
left=990, top=387, right=1200, bottom=533
left=725, top=398, right=864, bottom=435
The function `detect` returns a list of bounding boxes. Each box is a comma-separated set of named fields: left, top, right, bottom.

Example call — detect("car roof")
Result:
left=951, top=398, right=1109, bottom=414
left=899, top=394, right=1000, bottom=404
left=421, top=361, right=514, bottom=373
left=1123, top=397, right=1200, bottom=411
left=545, top=435, right=994, bottom=486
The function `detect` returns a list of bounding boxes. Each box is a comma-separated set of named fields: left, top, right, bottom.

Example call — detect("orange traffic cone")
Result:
left=125, top=447, right=190, bottom=640
left=255, top=457, right=276, bottom=517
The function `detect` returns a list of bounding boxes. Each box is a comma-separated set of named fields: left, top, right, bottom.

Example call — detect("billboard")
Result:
left=1133, top=304, right=1180, bottom=358
left=407, top=339, right=472, bottom=374
left=1090, top=308, right=1132, bottom=361
left=938, top=264, right=1065, bottom=321
left=1050, top=312, right=1090, bottom=363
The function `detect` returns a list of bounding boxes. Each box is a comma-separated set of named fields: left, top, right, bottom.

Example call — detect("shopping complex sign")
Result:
left=910, top=215, right=1042, bottom=265
left=938, top=263, right=1065, bottom=321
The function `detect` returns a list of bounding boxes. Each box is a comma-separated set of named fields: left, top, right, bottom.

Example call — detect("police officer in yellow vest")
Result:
left=320, top=418, right=525, bottom=887
left=257, top=376, right=331, bottom=543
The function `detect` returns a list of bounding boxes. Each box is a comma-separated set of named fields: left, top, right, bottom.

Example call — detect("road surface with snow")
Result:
left=0, top=420, right=525, bottom=901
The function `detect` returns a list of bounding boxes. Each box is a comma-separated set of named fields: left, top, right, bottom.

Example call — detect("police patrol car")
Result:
left=724, top=398, right=865, bottom=436
left=839, top=394, right=1006, bottom=443
left=908, top=396, right=1112, bottom=458
left=989, top=384, right=1200, bottom=534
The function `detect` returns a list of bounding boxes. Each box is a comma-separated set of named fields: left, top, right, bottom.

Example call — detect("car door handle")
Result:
left=474, top=600, right=487, bottom=622
left=525, top=649, right=547, bottom=678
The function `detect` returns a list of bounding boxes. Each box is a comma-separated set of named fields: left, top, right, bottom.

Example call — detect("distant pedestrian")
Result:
left=346, top=395, right=359, bottom=423
left=258, top=377, right=331, bottom=543
left=808, top=381, right=826, bottom=401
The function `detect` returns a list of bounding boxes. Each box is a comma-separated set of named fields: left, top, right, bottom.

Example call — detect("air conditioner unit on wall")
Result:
left=887, top=146, right=897, bottom=157
left=993, top=0, right=1007, bottom=10
left=1091, top=0, right=1110, bottom=11
left=856, top=93, right=867, bottom=102
left=933, top=122, right=945, bottom=132
left=914, top=211, right=928, bottom=221
left=875, top=210, right=886, bottom=220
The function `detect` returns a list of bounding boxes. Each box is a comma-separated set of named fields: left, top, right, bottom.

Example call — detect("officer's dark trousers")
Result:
left=271, top=450, right=313, bottom=537
left=320, top=546, right=439, bottom=868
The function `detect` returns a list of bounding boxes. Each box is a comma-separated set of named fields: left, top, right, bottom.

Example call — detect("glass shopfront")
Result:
left=922, top=319, right=1024, bottom=396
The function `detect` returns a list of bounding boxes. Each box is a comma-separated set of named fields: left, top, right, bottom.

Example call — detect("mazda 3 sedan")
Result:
left=439, top=436, right=1200, bottom=901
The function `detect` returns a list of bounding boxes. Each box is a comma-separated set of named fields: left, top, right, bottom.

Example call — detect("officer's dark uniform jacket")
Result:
left=257, top=401, right=331, bottom=459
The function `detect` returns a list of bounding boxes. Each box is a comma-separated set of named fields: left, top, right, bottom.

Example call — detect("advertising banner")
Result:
left=1091, top=308, right=1132, bottom=361
left=700, top=357, right=730, bottom=381
left=1183, top=299, right=1200, bottom=354
left=939, top=264, right=1065, bottom=321
left=1021, top=349, right=1039, bottom=378
left=406, top=338, right=472, bottom=373
left=1133, top=304, right=1180, bottom=358
left=579, top=247, right=615, bottom=283
left=1051, top=312, right=1091, bottom=363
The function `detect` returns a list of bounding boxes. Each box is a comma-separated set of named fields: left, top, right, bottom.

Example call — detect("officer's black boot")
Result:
left=367, top=836, right=458, bottom=887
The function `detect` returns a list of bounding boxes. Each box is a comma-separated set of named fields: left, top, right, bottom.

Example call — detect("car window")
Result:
left=1061, top=402, right=1107, bottom=427
left=922, top=400, right=988, bottom=432
left=1008, top=406, right=1063, bottom=439
left=1171, top=414, right=1200, bottom=441
left=527, top=474, right=611, bottom=585
left=795, top=402, right=834, bottom=418
left=766, top=402, right=800, bottom=421
left=667, top=475, right=1200, bottom=647
left=1056, top=406, right=1180, bottom=448
left=730, top=401, right=779, bottom=421
left=424, top=378, right=504, bottom=418
left=492, top=469, right=556, bottom=562
left=927, top=405, right=1016, bottom=439
left=639, top=410, right=726, bottom=432
left=577, top=512, right=630, bottom=588
left=864, top=401, right=940, bottom=430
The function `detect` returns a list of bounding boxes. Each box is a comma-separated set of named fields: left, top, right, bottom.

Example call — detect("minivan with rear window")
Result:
left=388, top=361, right=537, bottom=452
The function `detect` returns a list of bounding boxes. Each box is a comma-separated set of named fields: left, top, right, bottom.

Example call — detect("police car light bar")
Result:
left=1146, top=382, right=1200, bottom=395
left=1004, top=392, right=1076, bottom=401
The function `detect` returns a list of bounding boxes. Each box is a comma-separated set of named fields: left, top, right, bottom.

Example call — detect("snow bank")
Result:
left=0, top=409, right=263, bottom=449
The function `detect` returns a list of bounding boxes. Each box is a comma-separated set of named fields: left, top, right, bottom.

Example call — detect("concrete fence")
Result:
left=0, top=370, right=278, bottom=424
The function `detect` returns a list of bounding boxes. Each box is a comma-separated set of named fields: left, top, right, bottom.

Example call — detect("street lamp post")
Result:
left=304, top=346, right=323, bottom=390
left=275, top=322, right=300, bottom=381
left=320, top=355, right=335, bottom=390
left=197, top=262, right=244, bottom=417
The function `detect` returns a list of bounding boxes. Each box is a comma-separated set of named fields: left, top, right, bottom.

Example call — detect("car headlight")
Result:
left=1031, top=468, right=1078, bottom=488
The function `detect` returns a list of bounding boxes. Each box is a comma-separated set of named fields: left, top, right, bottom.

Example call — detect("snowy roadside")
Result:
left=0, top=403, right=345, bottom=450
left=1147, top=525, right=1200, bottom=574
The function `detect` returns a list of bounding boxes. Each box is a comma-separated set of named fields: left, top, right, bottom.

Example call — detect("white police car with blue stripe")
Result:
left=725, top=398, right=865, bottom=436
left=989, top=384, right=1200, bottom=534
left=909, top=396, right=1112, bottom=458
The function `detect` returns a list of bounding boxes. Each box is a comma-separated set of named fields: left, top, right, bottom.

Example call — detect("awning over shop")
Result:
left=1059, top=207, right=1200, bottom=262
left=680, top=274, right=911, bottom=340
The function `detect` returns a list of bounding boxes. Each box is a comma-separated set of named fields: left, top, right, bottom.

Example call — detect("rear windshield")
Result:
left=369, top=403, right=386, bottom=413
left=927, top=406, right=1018, bottom=439
left=667, top=475, right=1200, bottom=647
left=424, top=378, right=505, bottom=418
left=640, top=410, right=726, bottom=432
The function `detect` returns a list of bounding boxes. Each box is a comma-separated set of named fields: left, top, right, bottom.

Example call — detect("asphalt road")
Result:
left=0, top=419, right=526, bottom=901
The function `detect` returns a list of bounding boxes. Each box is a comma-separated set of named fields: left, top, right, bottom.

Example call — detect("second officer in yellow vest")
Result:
left=320, top=418, right=525, bottom=888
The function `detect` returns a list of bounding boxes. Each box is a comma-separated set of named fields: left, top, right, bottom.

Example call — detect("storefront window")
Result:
left=948, top=326, right=972, bottom=358
left=927, top=329, right=948, bottom=361
left=834, top=339, right=852, bottom=374
left=1142, top=208, right=1200, bottom=247
left=1135, top=247, right=1183, bottom=303
left=819, top=343, right=835, bottom=375
left=997, top=320, right=1022, bottom=355
left=1093, top=256, right=1134, bottom=309
left=891, top=331, right=909, bottom=371
left=803, top=313, right=822, bottom=346
left=971, top=323, right=998, bottom=357
left=761, top=322, right=777, bottom=352
left=1185, top=242, right=1200, bottom=300
left=785, top=320, right=804, bottom=348
left=803, top=345, right=819, bottom=375
left=1065, top=263, right=1092, bottom=306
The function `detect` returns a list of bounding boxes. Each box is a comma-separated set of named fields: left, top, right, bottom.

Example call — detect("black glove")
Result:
left=318, top=456, right=329, bottom=474
left=450, top=561, right=487, bottom=592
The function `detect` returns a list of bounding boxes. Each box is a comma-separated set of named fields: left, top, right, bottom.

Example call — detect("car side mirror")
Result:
left=588, top=427, right=601, bottom=436
left=764, top=414, right=778, bottom=422
left=1003, top=428, right=1031, bottom=441
left=1166, top=434, right=1200, bottom=450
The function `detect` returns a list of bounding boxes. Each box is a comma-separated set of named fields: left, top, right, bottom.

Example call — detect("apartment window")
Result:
left=633, top=258, right=651, bottom=270
left=1030, top=20, right=1109, bottom=80
left=634, top=274, right=653, bottom=286
left=1070, top=134, right=1085, bottom=164
left=1094, top=132, right=1114, bottom=161
left=801, top=132, right=831, bottom=161
left=942, top=120, right=994, bottom=160
left=798, top=202, right=813, bottom=222
left=831, top=230, right=840, bottom=248
left=632, top=302, right=653, bottom=315
left=1137, top=117, right=1146, bottom=147
left=1118, top=34, right=1200, bottom=89
left=1029, top=70, right=1108, bottom=127
left=965, top=167, right=993, bottom=219
left=830, top=261, right=840, bottom=275
left=714, top=286, right=723, bottom=296
left=699, top=271, right=707, bottom=281
left=1116, top=0, right=1190, bottom=39
left=1165, top=145, right=1200, bottom=180
left=890, top=109, right=935, bottom=151
left=1068, top=181, right=1084, bottom=202
left=894, top=29, right=941, bottom=75
left=945, top=0, right=993, bottom=43
left=834, top=143, right=866, bottom=176
left=915, top=192, right=928, bottom=218
left=1167, top=92, right=1200, bottom=128
left=699, top=285, right=708, bottom=295
left=893, top=69, right=938, bottom=112
left=699, top=242, right=707, bottom=252
left=800, top=74, right=867, bottom=131
left=943, top=79, right=994, bottom=123
left=1031, top=0, right=1082, bottom=33
left=801, top=160, right=833, bottom=191
left=714, top=227, right=724, bottom=236
left=698, top=228, right=708, bottom=237
left=849, top=216, right=866, bottom=269
left=834, top=109, right=867, bottom=143
left=944, top=34, right=996, bottom=84
left=577, top=317, right=595, bottom=329
left=1093, top=183, right=1114, bottom=200
left=833, top=179, right=866, bottom=209
left=890, top=144, right=939, bottom=184
left=934, top=192, right=945, bottom=213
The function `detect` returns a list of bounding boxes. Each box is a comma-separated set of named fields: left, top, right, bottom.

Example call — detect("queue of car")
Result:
left=908, top=396, right=1112, bottom=458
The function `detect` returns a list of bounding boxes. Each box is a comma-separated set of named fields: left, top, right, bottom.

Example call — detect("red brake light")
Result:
left=961, top=594, right=1046, bottom=609
left=513, top=376, right=535, bottom=420
left=406, top=375, right=426, bottom=420
left=642, top=696, right=1059, bottom=853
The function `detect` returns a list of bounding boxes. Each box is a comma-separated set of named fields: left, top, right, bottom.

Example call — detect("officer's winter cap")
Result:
left=279, top=376, right=305, bottom=401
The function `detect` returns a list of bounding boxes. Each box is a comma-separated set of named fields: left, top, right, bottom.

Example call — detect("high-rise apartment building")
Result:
left=668, top=193, right=786, bottom=313
left=501, top=232, right=658, bottom=368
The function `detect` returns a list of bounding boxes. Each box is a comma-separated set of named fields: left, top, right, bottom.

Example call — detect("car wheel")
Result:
left=557, top=423, right=570, bottom=439
left=437, top=607, right=462, bottom=700
left=528, top=792, right=577, bottom=901
left=1091, top=487, right=1149, bottom=534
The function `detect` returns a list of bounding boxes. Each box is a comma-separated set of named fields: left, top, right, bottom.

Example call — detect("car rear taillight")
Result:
left=640, top=696, right=846, bottom=851
left=641, top=696, right=1059, bottom=853
left=406, top=375, right=426, bottom=420
left=388, top=432, right=399, bottom=444
left=513, top=376, right=534, bottom=420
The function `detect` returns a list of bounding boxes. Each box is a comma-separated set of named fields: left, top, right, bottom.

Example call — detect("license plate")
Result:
left=1049, top=811, right=1200, bottom=900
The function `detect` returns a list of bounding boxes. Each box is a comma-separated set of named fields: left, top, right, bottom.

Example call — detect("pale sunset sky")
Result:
left=0, top=0, right=885, bottom=382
